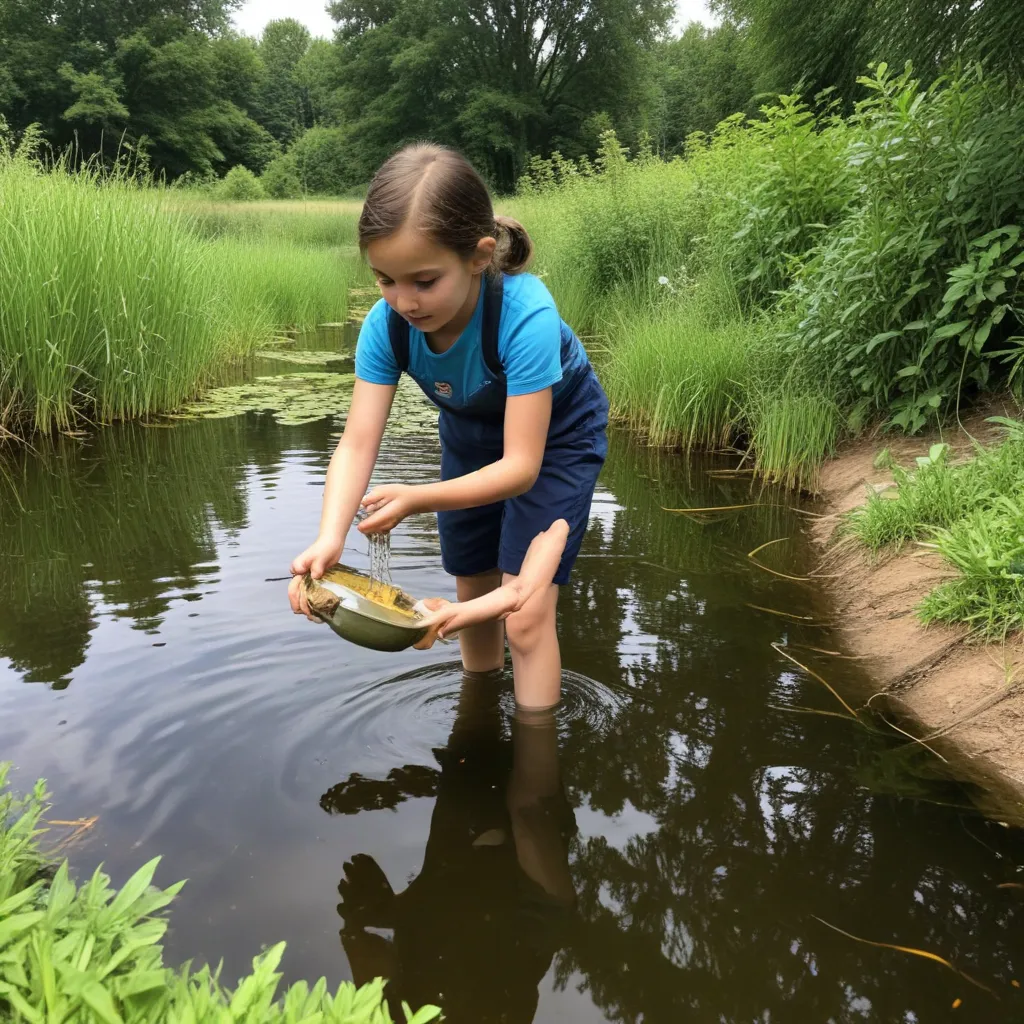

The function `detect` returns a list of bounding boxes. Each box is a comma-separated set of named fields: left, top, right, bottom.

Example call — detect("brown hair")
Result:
left=358, top=143, right=533, bottom=275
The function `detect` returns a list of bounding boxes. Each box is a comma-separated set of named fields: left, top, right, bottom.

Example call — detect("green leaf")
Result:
left=0, top=911, right=44, bottom=948
left=82, top=980, right=125, bottom=1024
left=896, top=365, right=920, bottom=377
left=931, top=320, right=971, bottom=340
left=105, top=858, right=160, bottom=921
left=866, top=331, right=900, bottom=353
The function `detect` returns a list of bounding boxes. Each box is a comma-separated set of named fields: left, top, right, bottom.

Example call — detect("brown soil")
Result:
left=810, top=400, right=1024, bottom=821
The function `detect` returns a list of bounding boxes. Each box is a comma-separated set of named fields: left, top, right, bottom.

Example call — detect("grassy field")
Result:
left=0, top=152, right=364, bottom=439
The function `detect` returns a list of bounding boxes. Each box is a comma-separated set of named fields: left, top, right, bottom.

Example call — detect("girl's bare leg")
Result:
left=503, top=576, right=560, bottom=709
left=454, top=571, right=505, bottom=673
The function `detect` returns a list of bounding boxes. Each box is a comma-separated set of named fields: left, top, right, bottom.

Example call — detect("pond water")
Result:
left=3, top=331, right=1024, bottom=1022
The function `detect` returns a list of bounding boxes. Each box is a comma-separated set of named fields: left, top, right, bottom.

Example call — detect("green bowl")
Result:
left=303, top=564, right=428, bottom=652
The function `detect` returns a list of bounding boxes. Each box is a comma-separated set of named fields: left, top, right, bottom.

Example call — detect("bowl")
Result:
left=303, top=564, right=428, bottom=652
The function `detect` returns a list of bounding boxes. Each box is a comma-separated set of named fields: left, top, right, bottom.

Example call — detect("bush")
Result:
left=290, top=127, right=357, bottom=196
left=0, top=763, right=440, bottom=1024
left=261, top=153, right=303, bottom=199
left=217, top=164, right=265, bottom=201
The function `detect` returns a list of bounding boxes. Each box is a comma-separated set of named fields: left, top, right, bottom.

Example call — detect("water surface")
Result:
left=3, top=334, right=1024, bottom=1022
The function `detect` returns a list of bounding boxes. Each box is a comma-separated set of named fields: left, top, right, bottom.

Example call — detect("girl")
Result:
left=288, top=144, right=608, bottom=709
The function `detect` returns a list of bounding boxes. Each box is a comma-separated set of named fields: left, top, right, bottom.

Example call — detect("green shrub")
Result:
left=261, top=154, right=303, bottom=199
left=0, top=764, right=440, bottom=1024
left=217, top=165, right=265, bottom=201
left=290, top=127, right=356, bottom=196
left=789, top=63, right=1024, bottom=432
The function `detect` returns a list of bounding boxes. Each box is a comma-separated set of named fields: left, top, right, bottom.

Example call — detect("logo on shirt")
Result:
left=434, top=381, right=453, bottom=398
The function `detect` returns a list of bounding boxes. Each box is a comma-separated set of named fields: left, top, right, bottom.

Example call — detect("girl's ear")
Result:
left=471, top=236, right=496, bottom=273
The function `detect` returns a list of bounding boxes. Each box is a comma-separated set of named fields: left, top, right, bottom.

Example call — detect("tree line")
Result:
left=1, top=0, right=1020, bottom=194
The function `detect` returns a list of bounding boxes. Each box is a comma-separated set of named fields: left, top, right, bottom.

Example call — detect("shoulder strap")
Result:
left=481, top=271, right=504, bottom=380
left=387, top=306, right=410, bottom=373
left=386, top=272, right=504, bottom=378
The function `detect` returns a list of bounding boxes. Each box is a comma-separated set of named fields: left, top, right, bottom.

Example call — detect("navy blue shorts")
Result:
left=436, top=369, right=608, bottom=586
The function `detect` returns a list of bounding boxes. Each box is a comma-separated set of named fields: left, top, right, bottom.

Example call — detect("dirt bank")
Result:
left=810, top=406, right=1024, bottom=820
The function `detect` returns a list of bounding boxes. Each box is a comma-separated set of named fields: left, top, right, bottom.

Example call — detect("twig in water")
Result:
left=812, top=916, right=995, bottom=996
left=748, top=537, right=814, bottom=583
left=45, top=816, right=99, bottom=852
left=771, top=642, right=858, bottom=717
left=766, top=702, right=858, bottom=721
left=874, top=711, right=948, bottom=763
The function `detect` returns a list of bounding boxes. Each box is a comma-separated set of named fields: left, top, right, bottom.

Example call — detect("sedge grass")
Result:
left=847, top=426, right=1024, bottom=638
left=0, top=151, right=362, bottom=439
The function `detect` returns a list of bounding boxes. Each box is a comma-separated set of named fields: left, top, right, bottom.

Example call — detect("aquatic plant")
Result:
left=0, top=763, right=440, bottom=1024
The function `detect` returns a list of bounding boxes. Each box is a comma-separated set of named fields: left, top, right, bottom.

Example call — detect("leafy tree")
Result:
left=711, top=0, right=1024, bottom=105
left=650, top=21, right=756, bottom=155
left=327, top=0, right=673, bottom=191
left=289, top=125, right=356, bottom=194
left=257, top=18, right=314, bottom=144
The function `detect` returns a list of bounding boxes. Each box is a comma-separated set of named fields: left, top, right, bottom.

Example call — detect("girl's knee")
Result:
left=505, top=602, right=553, bottom=654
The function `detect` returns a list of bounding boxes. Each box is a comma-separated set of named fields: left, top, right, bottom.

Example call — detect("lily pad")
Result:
left=255, top=349, right=349, bottom=366
left=179, top=372, right=356, bottom=426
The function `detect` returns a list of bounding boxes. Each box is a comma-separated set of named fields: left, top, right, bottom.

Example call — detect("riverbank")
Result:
left=810, top=405, right=1024, bottom=815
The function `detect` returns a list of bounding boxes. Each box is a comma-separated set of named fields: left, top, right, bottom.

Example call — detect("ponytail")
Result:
left=492, top=215, right=533, bottom=275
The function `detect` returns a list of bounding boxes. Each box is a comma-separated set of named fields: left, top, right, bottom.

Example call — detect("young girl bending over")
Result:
left=288, top=144, right=608, bottom=709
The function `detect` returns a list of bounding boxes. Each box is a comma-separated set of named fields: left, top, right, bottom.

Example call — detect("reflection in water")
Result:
left=324, top=676, right=575, bottom=1023
left=2, top=333, right=1024, bottom=1021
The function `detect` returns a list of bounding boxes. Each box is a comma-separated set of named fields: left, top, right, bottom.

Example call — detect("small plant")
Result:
left=217, top=165, right=265, bottom=201
left=0, top=763, right=440, bottom=1024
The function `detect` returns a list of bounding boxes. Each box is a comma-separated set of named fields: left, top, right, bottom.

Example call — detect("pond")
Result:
left=2, top=330, right=1023, bottom=1022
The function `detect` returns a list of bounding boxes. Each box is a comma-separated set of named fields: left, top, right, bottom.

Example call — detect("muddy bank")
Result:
left=810, top=407, right=1024, bottom=819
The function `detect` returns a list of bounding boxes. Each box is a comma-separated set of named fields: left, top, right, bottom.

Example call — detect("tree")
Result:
left=327, top=0, right=673, bottom=191
left=710, top=0, right=1024, bottom=106
left=650, top=21, right=756, bottom=155
left=257, top=18, right=314, bottom=144
left=0, top=0, right=272, bottom=177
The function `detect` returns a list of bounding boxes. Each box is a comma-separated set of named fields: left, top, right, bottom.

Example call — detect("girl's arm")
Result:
left=359, top=389, right=551, bottom=531
left=289, top=380, right=395, bottom=617
left=412, top=519, right=568, bottom=647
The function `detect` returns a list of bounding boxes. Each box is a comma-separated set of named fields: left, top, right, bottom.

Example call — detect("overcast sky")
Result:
left=231, top=0, right=718, bottom=40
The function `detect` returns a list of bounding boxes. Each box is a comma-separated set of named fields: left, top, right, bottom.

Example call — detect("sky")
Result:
left=231, top=0, right=718, bottom=40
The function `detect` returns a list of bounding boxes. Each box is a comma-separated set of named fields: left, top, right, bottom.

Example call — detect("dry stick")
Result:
left=748, top=538, right=814, bottom=583
left=746, top=603, right=830, bottom=625
left=874, top=711, right=949, bottom=763
left=766, top=703, right=860, bottom=721
left=812, top=916, right=996, bottom=996
left=771, top=642, right=858, bottom=718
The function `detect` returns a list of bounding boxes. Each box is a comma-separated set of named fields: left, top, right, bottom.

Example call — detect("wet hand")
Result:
left=358, top=484, right=420, bottom=534
left=288, top=535, right=343, bottom=621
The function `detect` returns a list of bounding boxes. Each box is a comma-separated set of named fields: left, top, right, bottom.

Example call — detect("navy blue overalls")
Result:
left=387, top=272, right=608, bottom=585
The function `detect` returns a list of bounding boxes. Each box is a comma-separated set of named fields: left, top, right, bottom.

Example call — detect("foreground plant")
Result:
left=0, top=763, right=440, bottom=1024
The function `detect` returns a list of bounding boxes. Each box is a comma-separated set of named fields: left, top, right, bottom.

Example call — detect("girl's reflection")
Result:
left=320, top=675, right=576, bottom=1022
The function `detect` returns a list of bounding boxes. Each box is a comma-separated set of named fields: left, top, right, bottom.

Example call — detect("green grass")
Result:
left=0, top=763, right=439, bottom=1024
left=846, top=423, right=1024, bottom=638
left=178, top=198, right=363, bottom=249
left=0, top=148, right=362, bottom=439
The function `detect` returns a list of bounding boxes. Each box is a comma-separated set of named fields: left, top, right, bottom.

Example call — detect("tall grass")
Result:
left=0, top=144, right=360, bottom=439
left=510, top=63, right=1024, bottom=490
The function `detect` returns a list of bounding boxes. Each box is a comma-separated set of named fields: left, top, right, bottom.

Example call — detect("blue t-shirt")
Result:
left=354, top=273, right=589, bottom=412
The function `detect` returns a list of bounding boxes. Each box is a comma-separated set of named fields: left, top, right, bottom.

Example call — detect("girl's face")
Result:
left=367, top=226, right=495, bottom=336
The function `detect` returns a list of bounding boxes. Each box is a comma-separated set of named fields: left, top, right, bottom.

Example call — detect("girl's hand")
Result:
left=288, top=535, right=344, bottom=621
left=358, top=484, right=421, bottom=535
